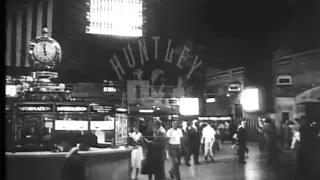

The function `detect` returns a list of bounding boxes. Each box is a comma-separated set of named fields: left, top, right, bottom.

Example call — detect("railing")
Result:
left=207, top=67, right=245, bottom=81
left=207, top=49, right=320, bottom=82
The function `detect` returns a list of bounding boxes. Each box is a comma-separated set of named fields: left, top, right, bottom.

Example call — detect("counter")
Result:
left=6, top=147, right=132, bottom=180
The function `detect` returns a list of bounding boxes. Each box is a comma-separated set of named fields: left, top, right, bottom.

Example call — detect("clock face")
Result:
left=33, top=41, right=57, bottom=63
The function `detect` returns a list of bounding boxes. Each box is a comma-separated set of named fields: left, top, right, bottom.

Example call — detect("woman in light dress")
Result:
left=129, top=125, right=144, bottom=180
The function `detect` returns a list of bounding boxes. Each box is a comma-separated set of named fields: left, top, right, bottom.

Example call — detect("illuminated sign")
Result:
left=86, top=0, right=143, bottom=37
left=90, top=105, right=114, bottom=113
left=55, top=120, right=89, bottom=130
left=17, top=104, right=53, bottom=112
left=240, top=88, right=260, bottom=111
left=179, top=98, right=199, bottom=116
left=90, top=121, right=114, bottom=130
left=56, top=105, right=88, bottom=112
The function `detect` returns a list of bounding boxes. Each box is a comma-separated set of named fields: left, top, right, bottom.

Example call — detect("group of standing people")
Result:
left=129, top=119, right=201, bottom=180
left=129, top=118, right=250, bottom=180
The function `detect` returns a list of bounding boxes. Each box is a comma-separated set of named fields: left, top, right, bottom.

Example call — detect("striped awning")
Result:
left=5, top=0, right=54, bottom=69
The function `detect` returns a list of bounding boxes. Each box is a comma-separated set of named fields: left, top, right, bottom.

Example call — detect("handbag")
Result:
left=140, top=159, right=152, bottom=175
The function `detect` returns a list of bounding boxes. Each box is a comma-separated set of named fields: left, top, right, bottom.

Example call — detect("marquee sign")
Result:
left=17, top=104, right=54, bottom=112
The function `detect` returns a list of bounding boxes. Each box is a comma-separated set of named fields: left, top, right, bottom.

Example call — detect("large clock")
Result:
left=29, top=36, right=61, bottom=65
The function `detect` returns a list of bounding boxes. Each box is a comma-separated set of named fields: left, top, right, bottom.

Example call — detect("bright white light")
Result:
left=91, top=121, right=114, bottom=130
left=179, top=98, right=199, bottom=116
left=206, top=98, right=216, bottom=103
left=87, top=0, right=143, bottom=37
left=6, top=85, right=17, bottom=97
left=139, top=109, right=154, bottom=113
left=104, top=87, right=117, bottom=92
left=240, top=88, right=260, bottom=111
left=116, top=108, right=127, bottom=112
left=55, top=120, right=89, bottom=130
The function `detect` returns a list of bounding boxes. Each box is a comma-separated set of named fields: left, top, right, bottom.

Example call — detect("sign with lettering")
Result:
left=56, top=105, right=88, bottom=112
left=109, top=37, right=205, bottom=108
left=110, top=37, right=202, bottom=81
left=17, top=104, right=53, bottom=112
left=90, top=105, right=114, bottom=113
left=115, top=113, right=128, bottom=146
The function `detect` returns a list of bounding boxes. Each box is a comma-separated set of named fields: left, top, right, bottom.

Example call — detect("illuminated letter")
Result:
left=164, top=39, right=174, bottom=63
left=177, top=46, right=190, bottom=69
left=109, top=54, right=125, bottom=80
left=123, top=43, right=136, bottom=68
left=152, top=36, right=160, bottom=60
left=187, top=55, right=203, bottom=79
left=137, top=38, right=149, bottom=65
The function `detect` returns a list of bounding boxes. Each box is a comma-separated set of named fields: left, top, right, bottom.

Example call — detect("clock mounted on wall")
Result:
left=29, top=28, right=61, bottom=69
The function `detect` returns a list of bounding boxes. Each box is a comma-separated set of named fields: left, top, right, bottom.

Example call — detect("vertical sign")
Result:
left=114, top=113, right=128, bottom=146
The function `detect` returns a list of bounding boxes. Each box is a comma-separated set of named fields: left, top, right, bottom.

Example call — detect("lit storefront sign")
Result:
left=90, top=105, right=114, bottom=113
left=55, top=120, right=89, bottom=130
left=17, top=104, right=54, bottom=112
left=56, top=105, right=88, bottom=112
left=90, top=121, right=114, bottom=130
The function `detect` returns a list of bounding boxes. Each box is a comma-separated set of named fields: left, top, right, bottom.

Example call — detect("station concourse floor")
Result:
left=137, top=142, right=297, bottom=180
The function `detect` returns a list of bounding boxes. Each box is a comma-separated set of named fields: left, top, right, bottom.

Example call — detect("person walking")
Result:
left=236, top=121, right=248, bottom=164
left=129, top=125, right=144, bottom=180
left=167, top=121, right=183, bottom=180
left=263, top=118, right=280, bottom=164
left=144, top=119, right=167, bottom=180
left=201, top=122, right=216, bottom=163
left=184, top=120, right=201, bottom=165
left=291, top=119, right=301, bottom=150
left=258, top=118, right=266, bottom=152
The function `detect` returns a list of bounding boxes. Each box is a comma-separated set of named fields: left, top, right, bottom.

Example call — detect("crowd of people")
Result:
left=128, top=118, right=249, bottom=180
left=59, top=116, right=320, bottom=180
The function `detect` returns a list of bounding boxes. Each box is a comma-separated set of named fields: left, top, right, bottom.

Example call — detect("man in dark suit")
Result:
left=237, top=121, right=248, bottom=164
left=185, top=120, right=201, bottom=165
left=145, top=119, right=167, bottom=180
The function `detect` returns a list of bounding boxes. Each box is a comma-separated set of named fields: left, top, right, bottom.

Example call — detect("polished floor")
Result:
left=137, top=142, right=297, bottom=180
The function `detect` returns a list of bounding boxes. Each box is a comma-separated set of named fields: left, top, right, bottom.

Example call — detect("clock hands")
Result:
left=43, top=43, right=47, bottom=56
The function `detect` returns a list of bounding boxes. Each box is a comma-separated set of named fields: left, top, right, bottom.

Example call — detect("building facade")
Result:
left=204, top=49, right=320, bottom=126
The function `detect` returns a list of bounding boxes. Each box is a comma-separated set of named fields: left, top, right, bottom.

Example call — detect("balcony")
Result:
left=206, top=67, right=245, bottom=86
